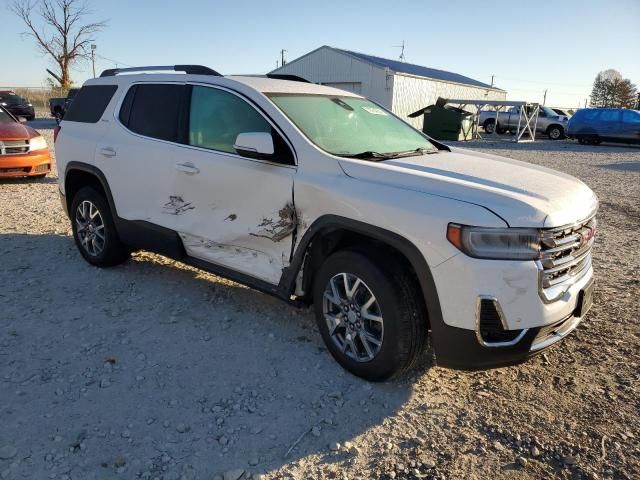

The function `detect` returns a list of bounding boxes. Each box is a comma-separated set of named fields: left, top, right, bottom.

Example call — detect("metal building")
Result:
left=270, top=46, right=507, bottom=128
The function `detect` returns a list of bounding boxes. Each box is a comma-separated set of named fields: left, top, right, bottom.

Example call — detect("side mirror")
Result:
left=233, top=132, right=274, bottom=159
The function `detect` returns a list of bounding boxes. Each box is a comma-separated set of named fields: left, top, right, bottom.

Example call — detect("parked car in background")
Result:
left=0, top=91, right=36, bottom=121
left=55, top=65, right=598, bottom=381
left=552, top=107, right=573, bottom=118
left=479, top=105, right=569, bottom=139
left=0, top=105, right=51, bottom=178
left=49, top=88, right=79, bottom=120
left=567, top=108, right=640, bottom=145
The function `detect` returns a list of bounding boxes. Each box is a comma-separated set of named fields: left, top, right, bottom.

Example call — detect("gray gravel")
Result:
left=1, top=123, right=639, bottom=479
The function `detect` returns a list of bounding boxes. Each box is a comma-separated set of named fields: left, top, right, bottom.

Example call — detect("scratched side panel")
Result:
left=172, top=148, right=296, bottom=285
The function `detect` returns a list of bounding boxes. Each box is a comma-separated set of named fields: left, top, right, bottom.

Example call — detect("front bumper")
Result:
left=0, top=150, right=51, bottom=177
left=429, top=249, right=594, bottom=369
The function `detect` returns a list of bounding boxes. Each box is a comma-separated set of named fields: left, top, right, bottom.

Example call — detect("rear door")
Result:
left=100, top=82, right=190, bottom=230
left=620, top=110, right=640, bottom=143
left=597, top=109, right=622, bottom=140
left=173, top=84, right=296, bottom=285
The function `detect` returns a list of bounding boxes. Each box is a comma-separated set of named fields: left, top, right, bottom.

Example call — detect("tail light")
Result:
left=53, top=125, right=61, bottom=142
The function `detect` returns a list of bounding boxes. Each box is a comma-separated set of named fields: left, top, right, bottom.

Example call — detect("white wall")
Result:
left=272, top=47, right=393, bottom=108
left=392, top=73, right=507, bottom=128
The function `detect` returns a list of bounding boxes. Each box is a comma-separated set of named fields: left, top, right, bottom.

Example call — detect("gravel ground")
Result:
left=1, top=123, right=639, bottom=480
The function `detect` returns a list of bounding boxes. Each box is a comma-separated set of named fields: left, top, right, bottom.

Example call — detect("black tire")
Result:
left=70, top=186, right=129, bottom=267
left=590, top=136, right=602, bottom=145
left=547, top=125, right=564, bottom=140
left=312, top=249, right=427, bottom=381
left=483, top=119, right=496, bottom=134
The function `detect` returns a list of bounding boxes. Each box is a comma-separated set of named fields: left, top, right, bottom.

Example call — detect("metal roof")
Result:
left=336, top=48, right=500, bottom=90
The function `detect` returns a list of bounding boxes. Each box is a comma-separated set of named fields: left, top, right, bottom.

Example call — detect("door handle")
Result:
left=98, top=147, right=117, bottom=158
left=175, top=162, right=200, bottom=175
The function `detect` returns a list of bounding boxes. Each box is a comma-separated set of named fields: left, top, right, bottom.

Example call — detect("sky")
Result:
left=2, top=0, right=639, bottom=108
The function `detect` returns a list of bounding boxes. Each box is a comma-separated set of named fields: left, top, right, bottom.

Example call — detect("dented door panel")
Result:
left=173, top=147, right=296, bottom=284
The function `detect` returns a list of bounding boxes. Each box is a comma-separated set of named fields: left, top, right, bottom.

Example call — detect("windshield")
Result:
left=540, top=106, right=559, bottom=117
left=0, top=95, right=26, bottom=106
left=0, top=108, right=15, bottom=124
left=268, top=94, right=437, bottom=158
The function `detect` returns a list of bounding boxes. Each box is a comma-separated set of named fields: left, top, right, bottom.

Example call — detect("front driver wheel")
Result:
left=313, top=249, right=427, bottom=381
left=70, top=187, right=129, bottom=267
left=547, top=125, right=564, bottom=140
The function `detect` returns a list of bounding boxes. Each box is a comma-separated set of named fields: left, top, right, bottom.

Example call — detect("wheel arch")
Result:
left=280, top=215, right=445, bottom=333
left=64, top=162, right=118, bottom=218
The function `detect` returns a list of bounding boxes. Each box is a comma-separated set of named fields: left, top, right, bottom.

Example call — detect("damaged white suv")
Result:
left=55, top=65, right=598, bottom=380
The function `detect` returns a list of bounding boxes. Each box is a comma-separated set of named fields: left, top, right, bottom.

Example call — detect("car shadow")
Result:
left=0, top=232, right=433, bottom=478
left=597, top=161, right=640, bottom=172
left=0, top=175, right=58, bottom=185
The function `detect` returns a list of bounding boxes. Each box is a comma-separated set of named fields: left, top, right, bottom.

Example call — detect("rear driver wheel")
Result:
left=313, top=249, right=427, bottom=381
left=70, top=187, right=129, bottom=267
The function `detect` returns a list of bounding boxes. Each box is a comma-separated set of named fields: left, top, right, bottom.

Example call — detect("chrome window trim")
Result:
left=475, top=295, right=528, bottom=348
left=111, top=80, right=298, bottom=170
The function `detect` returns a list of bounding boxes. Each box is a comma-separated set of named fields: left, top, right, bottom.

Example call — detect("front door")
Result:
left=174, top=85, right=297, bottom=285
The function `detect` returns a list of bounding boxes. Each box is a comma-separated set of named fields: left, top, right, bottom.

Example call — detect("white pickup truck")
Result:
left=480, top=105, right=569, bottom=139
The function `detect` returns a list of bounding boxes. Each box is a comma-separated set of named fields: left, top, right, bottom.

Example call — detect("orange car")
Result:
left=0, top=105, right=51, bottom=178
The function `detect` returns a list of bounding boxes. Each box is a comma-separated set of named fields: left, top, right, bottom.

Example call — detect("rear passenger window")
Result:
left=64, top=85, right=117, bottom=123
left=121, top=84, right=189, bottom=143
left=188, top=86, right=294, bottom=164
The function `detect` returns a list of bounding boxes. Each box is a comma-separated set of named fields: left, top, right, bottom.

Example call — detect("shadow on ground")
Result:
left=0, top=232, right=429, bottom=479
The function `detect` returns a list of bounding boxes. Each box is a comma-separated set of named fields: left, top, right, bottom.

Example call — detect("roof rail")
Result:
left=100, top=65, right=222, bottom=78
left=266, top=74, right=310, bottom=83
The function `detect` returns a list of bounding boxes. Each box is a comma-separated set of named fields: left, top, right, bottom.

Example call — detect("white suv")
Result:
left=55, top=65, right=598, bottom=380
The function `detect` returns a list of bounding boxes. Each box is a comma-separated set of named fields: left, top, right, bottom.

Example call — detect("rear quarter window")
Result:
left=64, top=85, right=118, bottom=123
left=119, top=84, right=189, bottom=143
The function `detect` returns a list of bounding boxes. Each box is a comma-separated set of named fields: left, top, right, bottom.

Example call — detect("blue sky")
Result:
left=2, top=0, right=639, bottom=107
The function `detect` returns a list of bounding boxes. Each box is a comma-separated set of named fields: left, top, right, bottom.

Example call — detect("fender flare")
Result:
left=278, top=215, right=451, bottom=356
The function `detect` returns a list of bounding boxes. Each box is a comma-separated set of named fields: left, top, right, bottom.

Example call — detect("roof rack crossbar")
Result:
left=100, top=65, right=222, bottom=78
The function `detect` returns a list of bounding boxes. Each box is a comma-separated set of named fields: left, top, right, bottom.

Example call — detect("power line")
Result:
left=95, top=54, right=133, bottom=68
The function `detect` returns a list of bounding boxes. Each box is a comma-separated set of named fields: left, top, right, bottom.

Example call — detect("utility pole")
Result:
left=584, top=98, right=588, bottom=108
left=91, top=44, right=97, bottom=78
left=542, top=89, right=547, bottom=106
left=280, top=49, right=287, bottom=67
left=393, top=41, right=406, bottom=61
left=490, top=75, right=494, bottom=88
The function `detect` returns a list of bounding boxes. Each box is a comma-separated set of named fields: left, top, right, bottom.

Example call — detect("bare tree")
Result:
left=11, top=0, right=106, bottom=88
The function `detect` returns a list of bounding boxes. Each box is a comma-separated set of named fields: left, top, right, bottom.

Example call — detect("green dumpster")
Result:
left=409, top=102, right=474, bottom=141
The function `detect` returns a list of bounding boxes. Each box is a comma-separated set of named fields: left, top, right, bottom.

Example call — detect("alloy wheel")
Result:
left=322, top=273, right=384, bottom=362
left=75, top=200, right=106, bottom=257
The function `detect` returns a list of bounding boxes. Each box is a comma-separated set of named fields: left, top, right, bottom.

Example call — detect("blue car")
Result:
left=567, top=108, right=640, bottom=145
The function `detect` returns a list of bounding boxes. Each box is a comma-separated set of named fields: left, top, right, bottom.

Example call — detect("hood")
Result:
left=0, top=122, right=37, bottom=141
left=338, top=147, right=598, bottom=228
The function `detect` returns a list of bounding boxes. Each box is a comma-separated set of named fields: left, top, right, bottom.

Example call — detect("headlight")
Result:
left=29, top=135, right=48, bottom=151
left=27, top=103, right=33, bottom=107
left=447, top=224, right=541, bottom=260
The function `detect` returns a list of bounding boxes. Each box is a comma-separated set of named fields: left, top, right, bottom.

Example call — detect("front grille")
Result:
left=538, top=215, right=596, bottom=301
left=0, top=140, right=29, bottom=155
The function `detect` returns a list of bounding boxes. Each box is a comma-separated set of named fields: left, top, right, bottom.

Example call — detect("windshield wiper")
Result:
left=339, top=147, right=438, bottom=161
left=387, top=147, right=438, bottom=158
left=338, top=151, right=396, bottom=161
